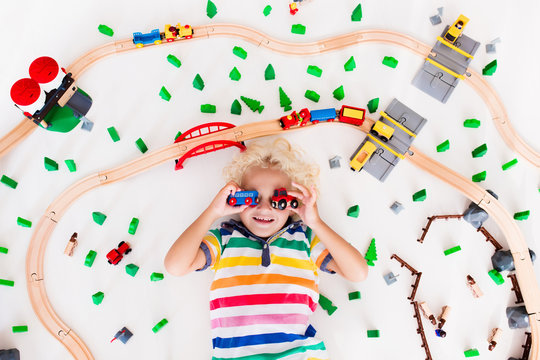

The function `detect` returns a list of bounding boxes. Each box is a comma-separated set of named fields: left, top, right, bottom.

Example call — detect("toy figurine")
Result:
left=419, top=301, right=437, bottom=325
left=488, top=327, right=502, bottom=351
left=437, top=305, right=451, bottom=329
left=466, top=275, right=483, bottom=298
left=63, top=232, right=78, bottom=256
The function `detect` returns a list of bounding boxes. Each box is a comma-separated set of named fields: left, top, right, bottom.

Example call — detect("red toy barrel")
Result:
left=10, top=78, right=41, bottom=106
left=29, top=56, right=59, bottom=84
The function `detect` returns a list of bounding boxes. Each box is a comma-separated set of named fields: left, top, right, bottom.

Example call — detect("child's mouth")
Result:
left=253, top=216, right=274, bottom=224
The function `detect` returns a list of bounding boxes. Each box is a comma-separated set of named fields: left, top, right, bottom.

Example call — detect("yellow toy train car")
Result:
left=350, top=140, right=377, bottom=171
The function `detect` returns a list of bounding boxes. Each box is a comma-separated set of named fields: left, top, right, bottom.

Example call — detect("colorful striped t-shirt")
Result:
left=198, top=218, right=335, bottom=360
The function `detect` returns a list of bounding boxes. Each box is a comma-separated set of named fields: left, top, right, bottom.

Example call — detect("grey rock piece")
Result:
left=462, top=189, right=498, bottom=228
left=506, top=306, right=529, bottom=329
left=492, top=249, right=536, bottom=272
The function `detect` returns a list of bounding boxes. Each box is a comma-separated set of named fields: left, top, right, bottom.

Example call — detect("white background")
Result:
left=0, top=1, right=539, bottom=359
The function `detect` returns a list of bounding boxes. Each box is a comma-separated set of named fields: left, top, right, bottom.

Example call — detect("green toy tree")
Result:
left=365, top=238, right=378, bottom=266
left=279, top=87, right=292, bottom=111
left=240, top=96, right=264, bottom=113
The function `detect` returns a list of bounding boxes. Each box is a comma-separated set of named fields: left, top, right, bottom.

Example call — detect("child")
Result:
left=165, top=138, right=368, bottom=359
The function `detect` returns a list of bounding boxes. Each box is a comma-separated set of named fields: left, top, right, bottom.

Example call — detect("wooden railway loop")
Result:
left=1, top=23, right=533, bottom=359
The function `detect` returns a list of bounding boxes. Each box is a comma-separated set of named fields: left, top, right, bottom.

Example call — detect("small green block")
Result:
left=84, top=250, right=97, bottom=267
left=64, top=159, right=76, bottom=172
left=264, top=64, right=275, bottom=80
left=98, top=24, right=114, bottom=37
left=412, top=189, right=427, bottom=202
left=159, top=86, right=171, bottom=101
left=347, top=205, right=360, bottom=218
left=502, top=158, right=518, bottom=171
left=167, top=54, right=181, bottom=68
left=1, top=175, right=18, bottom=189
left=174, top=131, right=182, bottom=141
left=291, top=24, right=306, bottom=35
left=463, top=119, right=481, bottom=128
left=488, top=269, right=504, bottom=285
left=206, top=0, right=218, bottom=18
left=464, top=348, right=480, bottom=357
left=0, top=247, right=8, bottom=254
left=12, top=325, right=28, bottom=333
left=135, top=138, right=148, bottom=153
left=263, top=5, right=272, bottom=16
left=92, top=291, right=104, bottom=305
left=367, top=330, right=380, bottom=338
left=229, top=67, right=241, bottom=81
left=231, top=99, right=242, bottom=115
left=305, top=90, right=320, bottom=103
left=333, top=85, right=345, bottom=101
left=351, top=3, right=363, bottom=21
left=367, top=98, right=379, bottom=113
left=307, top=65, right=323, bottom=77
left=232, top=46, right=247, bottom=59
left=482, top=60, right=497, bottom=76
left=44, top=157, right=59, bottom=171
left=193, top=74, right=205, bottom=91
left=348, top=291, right=361, bottom=300
left=152, top=318, right=168, bottom=333
left=128, top=217, right=139, bottom=235
left=472, top=143, right=488, bottom=158
left=107, top=126, right=120, bottom=142
left=151, top=272, right=164, bottom=281
left=125, top=263, right=139, bottom=277
left=92, top=211, right=107, bottom=225
left=17, top=217, right=32, bottom=228
left=472, top=171, right=486, bottom=183
left=318, top=294, right=338, bottom=315
left=344, top=56, right=356, bottom=71
left=0, top=279, right=15, bottom=287
left=382, top=56, right=398, bottom=68
left=201, top=104, right=217, bottom=113
left=443, top=245, right=461, bottom=256
left=513, top=210, right=530, bottom=221
left=437, top=139, right=450, bottom=152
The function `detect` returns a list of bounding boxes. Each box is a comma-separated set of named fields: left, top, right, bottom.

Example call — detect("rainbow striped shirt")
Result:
left=198, top=218, right=334, bottom=360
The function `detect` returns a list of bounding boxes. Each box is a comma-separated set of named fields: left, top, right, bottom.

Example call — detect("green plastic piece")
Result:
left=167, top=54, right=181, bottom=68
left=44, top=157, right=58, bottom=171
left=367, top=98, right=379, bottom=113
left=351, top=3, right=363, bottom=21
left=0, top=279, right=15, bottom=287
left=444, top=245, right=461, bottom=256
left=482, top=60, right=497, bottom=76
left=12, top=325, right=28, bottom=333
left=193, top=74, right=205, bottom=91
left=125, top=263, right=139, bottom=277
left=412, top=189, right=427, bottom=202
left=0, top=247, right=8, bottom=254
left=436, top=139, right=450, bottom=152
left=84, top=250, right=97, bottom=267
left=17, top=217, right=32, bottom=228
left=382, top=56, right=398, bottom=68
left=307, top=65, right=323, bottom=77
left=41, top=96, right=85, bottom=133
left=135, top=138, right=148, bottom=153
left=151, top=272, right=164, bottom=281
left=502, top=158, right=518, bottom=171
left=152, top=318, right=168, bottom=333
left=513, top=210, right=530, bottom=221
left=279, top=87, right=292, bottom=111
left=472, top=171, right=486, bottom=183
left=98, top=24, right=114, bottom=37
left=231, top=99, right=242, bottom=115
left=1, top=175, right=18, bottom=189
left=92, top=291, right=104, bottom=305
left=240, top=96, right=264, bottom=113
left=365, top=238, right=378, bottom=266
left=229, top=67, right=241, bottom=81
left=201, top=104, right=217, bottom=113
left=344, top=56, right=356, bottom=71
left=463, top=119, right=481, bottom=128
left=92, top=211, right=107, bottom=225
left=464, top=348, right=480, bottom=357
left=232, top=46, right=247, bottom=59
left=348, top=291, right=361, bottom=300
left=107, top=126, right=120, bottom=142
left=318, top=294, right=337, bottom=315
left=291, top=24, right=306, bottom=35
left=488, top=269, right=504, bottom=285
left=332, top=85, right=345, bottom=101
left=472, top=143, right=488, bottom=158
left=304, top=90, right=320, bottom=103
left=159, top=86, right=171, bottom=101
left=206, top=0, right=217, bottom=18
left=128, top=217, right=139, bottom=235
left=367, top=330, right=380, bottom=338
left=347, top=205, right=359, bottom=218
left=174, top=131, right=182, bottom=141
left=263, top=5, right=272, bottom=16
left=264, top=64, right=275, bottom=80
left=64, top=159, right=76, bottom=172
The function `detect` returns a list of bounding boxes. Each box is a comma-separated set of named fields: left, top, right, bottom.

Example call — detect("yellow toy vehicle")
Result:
left=164, top=23, right=193, bottom=42
left=443, top=15, right=469, bottom=44
left=350, top=140, right=377, bottom=171
left=370, top=120, right=395, bottom=142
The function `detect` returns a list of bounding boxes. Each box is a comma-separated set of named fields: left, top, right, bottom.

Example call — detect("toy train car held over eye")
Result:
left=227, top=191, right=260, bottom=206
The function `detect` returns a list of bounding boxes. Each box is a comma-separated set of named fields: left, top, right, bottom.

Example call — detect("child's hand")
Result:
left=288, top=182, right=321, bottom=227
left=207, top=181, right=249, bottom=219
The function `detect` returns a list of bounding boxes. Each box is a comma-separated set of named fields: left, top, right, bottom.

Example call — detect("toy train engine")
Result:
left=280, top=111, right=300, bottom=129
left=227, top=190, right=259, bottom=206
left=338, top=105, right=366, bottom=126
left=271, top=188, right=298, bottom=210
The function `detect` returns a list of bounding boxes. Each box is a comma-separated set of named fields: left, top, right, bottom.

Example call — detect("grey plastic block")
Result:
left=506, top=306, right=529, bottom=329
left=80, top=117, right=94, bottom=132
left=113, top=327, right=133, bottom=344
left=430, top=15, right=442, bottom=25
left=383, top=272, right=399, bottom=285
left=390, top=201, right=404, bottom=215
left=329, top=156, right=341, bottom=169
left=0, top=349, right=20, bottom=360
left=485, top=43, right=496, bottom=54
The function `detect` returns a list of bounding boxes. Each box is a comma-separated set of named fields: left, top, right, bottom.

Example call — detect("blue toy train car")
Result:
left=310, top=108, right=337, bottom=123
left=133, top=29, right=162, bottom=47
left=227, top=191, right=259, bottom=206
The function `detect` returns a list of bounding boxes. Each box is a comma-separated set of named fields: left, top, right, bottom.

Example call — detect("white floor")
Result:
left=0, top=1, right=539, bottom=359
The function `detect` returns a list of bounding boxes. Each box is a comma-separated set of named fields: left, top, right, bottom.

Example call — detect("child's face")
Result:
left=239, top=166, right=293, bottom=239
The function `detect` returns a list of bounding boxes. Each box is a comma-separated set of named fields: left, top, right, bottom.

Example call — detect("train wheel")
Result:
left=271, top=201, right=277, bottom=209
left=291, top=199, right=299, bottom=209
left=125, top=248, right=132, bottom=255
left=108, top=260, right=112, bottom=264
left=370, top=129, right=379, bottom=137
left=245, top=198, right=252, bottom=205
left=278, top=199, right=287, bottom=210
left=155, top=40, right=162, bottom=45
left=228, top=197, right=237, bottom=206
left=186, top=36, right=192, bottom=39
left=118, top=241, right=125, bottom=248
left=380, top=136, right=389, bottom=142
left=136, top=43, right=143, bottom=48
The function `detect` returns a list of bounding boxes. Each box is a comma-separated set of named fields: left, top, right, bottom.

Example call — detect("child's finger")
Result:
left=291, top=182, right=309, bottom=197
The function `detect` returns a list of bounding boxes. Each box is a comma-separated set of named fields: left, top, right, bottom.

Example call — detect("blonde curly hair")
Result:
left=222, top=138, right=319, bottom=193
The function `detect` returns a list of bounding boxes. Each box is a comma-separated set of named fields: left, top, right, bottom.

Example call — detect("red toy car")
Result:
left=271, top=188, right=299, bottom=210
left=107, top=241, right=132, bottom=265
left=279, top=111, right=299, bottom=130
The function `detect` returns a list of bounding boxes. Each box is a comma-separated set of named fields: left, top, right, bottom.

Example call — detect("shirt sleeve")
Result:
left=195, top=228, right=223, bottom=272
left=306, top=226, right=335, bottom=274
